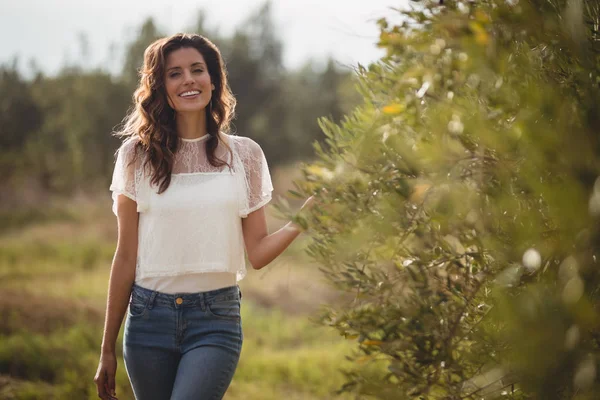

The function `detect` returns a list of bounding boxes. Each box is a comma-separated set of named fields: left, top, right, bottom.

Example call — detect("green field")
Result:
left=0, top=193, right=358, bottom=400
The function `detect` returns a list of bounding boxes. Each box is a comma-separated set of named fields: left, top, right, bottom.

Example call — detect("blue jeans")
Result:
left=123, top=283, right=243, bottom=400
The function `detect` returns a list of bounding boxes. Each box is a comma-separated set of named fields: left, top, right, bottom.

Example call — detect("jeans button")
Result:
left=176, top=297, right=183, bottom=305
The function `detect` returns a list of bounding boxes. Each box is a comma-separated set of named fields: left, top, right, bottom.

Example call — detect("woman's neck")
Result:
left=175, top=111, right=207, bottom=140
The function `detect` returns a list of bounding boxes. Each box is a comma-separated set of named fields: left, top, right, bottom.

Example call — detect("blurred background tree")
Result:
left=0, top=63, right=43, bottom=197
left=289, top=0, right=600, bottom=398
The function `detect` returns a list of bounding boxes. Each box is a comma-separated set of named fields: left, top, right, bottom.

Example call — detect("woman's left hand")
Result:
left=288, top=192, right=323, bottom=232
left=300, top=188, right=327, bottom=212
left=300, top=195, right=316, bottom=212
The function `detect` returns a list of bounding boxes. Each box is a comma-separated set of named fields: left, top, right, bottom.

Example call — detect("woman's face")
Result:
left=164, top=47, right=214, bottom=114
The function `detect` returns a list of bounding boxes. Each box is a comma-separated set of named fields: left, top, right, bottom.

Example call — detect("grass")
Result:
left=0, top=205, right=78, bottom=235
left=0, top=194, right=358, bottom=399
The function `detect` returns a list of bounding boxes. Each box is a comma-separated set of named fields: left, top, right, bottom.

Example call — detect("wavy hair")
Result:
left=115, top=33, right=236, bottom=194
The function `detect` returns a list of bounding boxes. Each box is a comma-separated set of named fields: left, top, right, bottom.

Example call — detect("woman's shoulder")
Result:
left=117, top=135, right=143, bottom=155
left=114, top=135, right=146, bottom=168
left=222, top=133, right=262, bottom=154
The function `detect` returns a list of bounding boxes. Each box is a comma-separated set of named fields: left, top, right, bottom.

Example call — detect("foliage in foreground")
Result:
left=287, top=0, right=600, bottom=398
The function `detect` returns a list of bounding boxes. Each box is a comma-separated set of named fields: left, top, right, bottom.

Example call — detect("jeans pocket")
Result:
left=128, top=291, right=148, bottom=318
left=206, top=298, right=241, bottom=321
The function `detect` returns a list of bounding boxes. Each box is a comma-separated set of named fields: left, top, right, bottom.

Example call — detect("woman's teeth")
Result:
left=180, top=91, right=200, bottom=97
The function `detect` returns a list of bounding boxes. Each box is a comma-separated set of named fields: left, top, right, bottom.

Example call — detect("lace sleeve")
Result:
left=236, top=137, right=274, bottom=218
left=109, top=138, right=140, bottom=216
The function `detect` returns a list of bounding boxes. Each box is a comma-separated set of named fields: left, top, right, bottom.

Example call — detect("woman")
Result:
left=93, top=33, right=314, bottom=400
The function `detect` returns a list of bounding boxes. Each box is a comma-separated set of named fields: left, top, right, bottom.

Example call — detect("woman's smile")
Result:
left=179, top=90, right=201, bottom=99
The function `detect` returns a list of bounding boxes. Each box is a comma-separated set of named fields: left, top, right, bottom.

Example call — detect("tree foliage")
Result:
left=290, top=0, right=600, bottom=398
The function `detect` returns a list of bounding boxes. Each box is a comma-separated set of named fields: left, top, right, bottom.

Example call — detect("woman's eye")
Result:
left=193, top=69, right=203, bottom=73
left=169, top=72, right=180, bottom=78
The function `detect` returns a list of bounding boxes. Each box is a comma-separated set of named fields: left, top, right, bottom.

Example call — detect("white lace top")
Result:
left=109, top=133, right=273, bottom=293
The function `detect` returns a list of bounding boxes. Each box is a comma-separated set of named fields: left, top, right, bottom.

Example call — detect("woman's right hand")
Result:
left=94, top=351, right=119, bottom=399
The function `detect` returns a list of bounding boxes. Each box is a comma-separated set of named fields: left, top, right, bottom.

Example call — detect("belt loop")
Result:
left=148, top=291, right=158, bottom=309
left=238, top=286, right=242, bottom=300
left=200, top=294, right=207, bottom=311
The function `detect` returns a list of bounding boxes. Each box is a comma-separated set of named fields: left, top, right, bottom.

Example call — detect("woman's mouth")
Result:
left=179, top=90, right=201, bottom=99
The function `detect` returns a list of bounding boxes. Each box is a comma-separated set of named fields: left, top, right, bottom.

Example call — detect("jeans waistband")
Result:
left=131, top=282, right=241, bottom=309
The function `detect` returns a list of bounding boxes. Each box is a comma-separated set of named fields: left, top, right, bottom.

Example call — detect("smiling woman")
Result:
left=93, top=33, right=315, bottom=400
left=118, top=34, right=237, bottom=195
left=164, top=49, right=215, bottom=117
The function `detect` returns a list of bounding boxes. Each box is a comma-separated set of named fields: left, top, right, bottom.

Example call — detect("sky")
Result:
left=1, top=0, right=408, bottom=76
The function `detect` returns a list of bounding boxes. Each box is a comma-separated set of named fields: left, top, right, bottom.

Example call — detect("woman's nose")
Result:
left=182, top=70, right=194, bottom=84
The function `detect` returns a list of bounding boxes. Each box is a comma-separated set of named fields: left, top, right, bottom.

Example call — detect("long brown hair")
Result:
left=116, top=33, right=236, bottom=193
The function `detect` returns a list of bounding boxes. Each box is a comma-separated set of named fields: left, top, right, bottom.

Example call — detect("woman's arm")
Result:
left=242, top=196, right=314, bottom=270
left=102, top=194, right=138, bottom=351
left=94, top=194, right=139, bottom=399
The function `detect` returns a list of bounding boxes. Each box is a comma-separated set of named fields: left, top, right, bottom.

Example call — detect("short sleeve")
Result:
left=109, top=138, right=139, bottom=216
left=237, top=137, right=274, bottom=218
